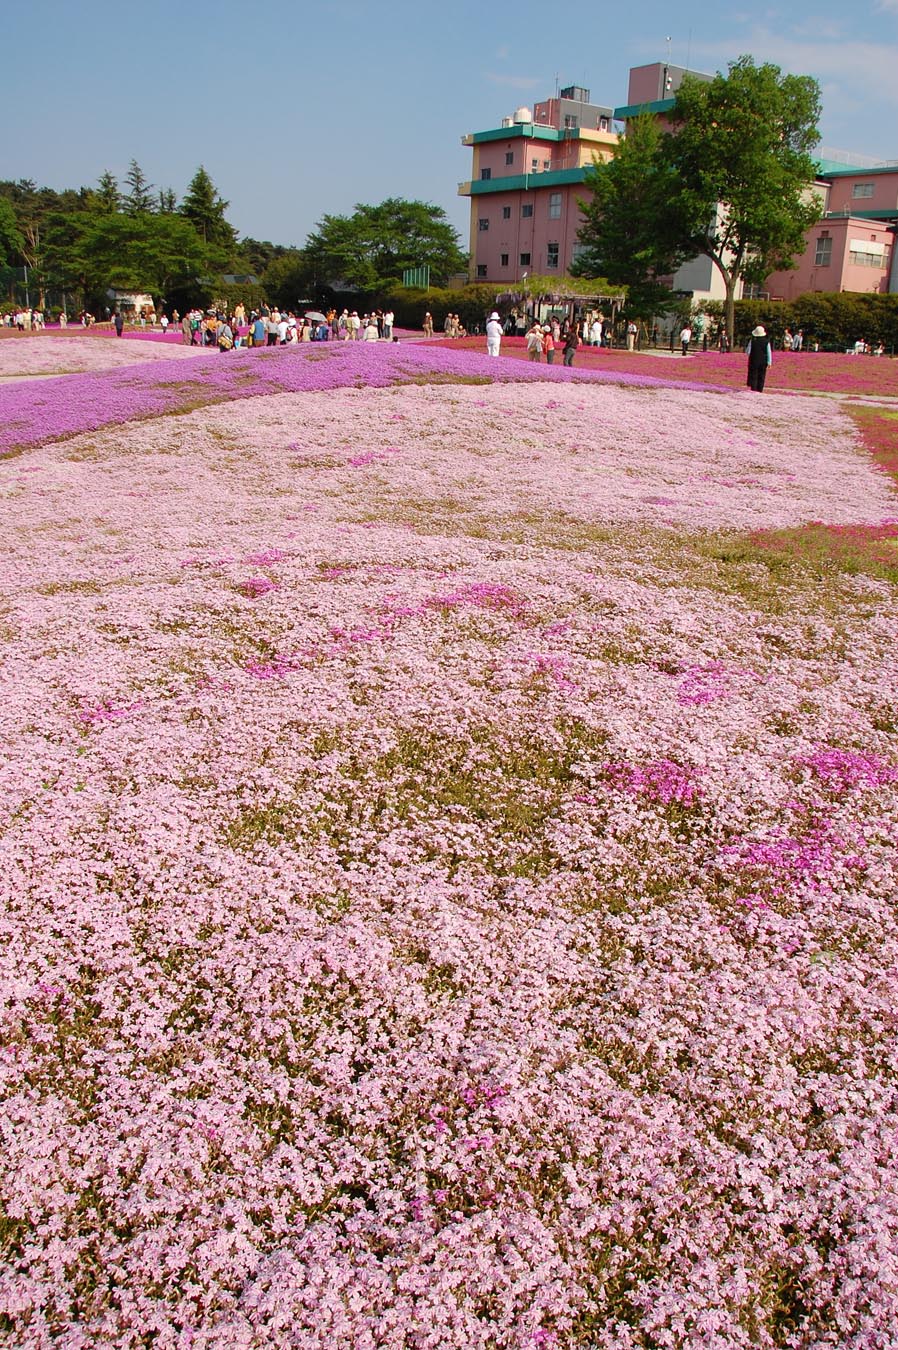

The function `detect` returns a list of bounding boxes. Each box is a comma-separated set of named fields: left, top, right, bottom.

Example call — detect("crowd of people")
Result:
left=163, top=305, right=402, bottom=351
left=5, top=300, right=890, bottom=363
left=2, top=308, right=99, bottom=330
left=486, top=313, right=585, bottom=366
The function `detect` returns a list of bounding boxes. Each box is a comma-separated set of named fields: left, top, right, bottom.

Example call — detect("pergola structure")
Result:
left=495, top=274, right=626, bottom=329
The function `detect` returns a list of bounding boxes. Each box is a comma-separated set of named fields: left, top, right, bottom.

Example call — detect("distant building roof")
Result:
left=221, top=274, right=261, bottom=285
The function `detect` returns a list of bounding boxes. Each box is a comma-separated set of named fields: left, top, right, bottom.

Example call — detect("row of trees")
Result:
left=1, top=164, right=468, bottom=317
left=0, top=163, right=240, bottom=313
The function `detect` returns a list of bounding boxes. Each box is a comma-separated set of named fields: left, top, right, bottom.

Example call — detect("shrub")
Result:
left=735, top=293, right=898, bottom=351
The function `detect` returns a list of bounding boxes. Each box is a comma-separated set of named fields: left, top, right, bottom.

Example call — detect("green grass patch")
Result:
left=847, top=405, right=898, bottom=487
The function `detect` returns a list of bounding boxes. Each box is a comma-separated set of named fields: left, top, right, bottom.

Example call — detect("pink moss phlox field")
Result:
left=0, top=341, right=722, bottom=458
left=441, top=335, right=898, bottom=399
left=1, top=346, right=898, bottom=1348
left=0, top=333, right=206, bottom=377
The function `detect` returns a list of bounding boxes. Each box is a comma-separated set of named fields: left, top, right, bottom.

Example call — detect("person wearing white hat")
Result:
left=746, top=324, right=772, bottom=391
left=486, top=310, right=503, bottom=357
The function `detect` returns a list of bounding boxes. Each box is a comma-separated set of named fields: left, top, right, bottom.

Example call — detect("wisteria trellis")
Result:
left=1, top=339, right=897, bottom=1348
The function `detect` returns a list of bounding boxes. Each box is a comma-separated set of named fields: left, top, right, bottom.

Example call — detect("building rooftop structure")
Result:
left=613, top=62, right=712, bottom=121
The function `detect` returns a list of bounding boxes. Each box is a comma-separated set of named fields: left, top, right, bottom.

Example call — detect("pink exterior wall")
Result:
left=627, top=64, right=667, bottom=104
left=825, top=171, right=898, bottom=216
left=533, top=98, right=560, bottom=127
left=470, top=184, right=589, bottom=281
left=473, top=135, right=583, bottom=178
left=767, top=217, right=893, bottom=299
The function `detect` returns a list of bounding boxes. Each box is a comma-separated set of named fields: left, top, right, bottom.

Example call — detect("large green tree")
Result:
left=259, top=249, right=309, bottom=311
left=577, top=56, right=822, bottom=337
left=573, top=113, right=695, bottom=316
left=302, top=198, right=466, bottom=293
left=80, top=211, right=214, bottom=306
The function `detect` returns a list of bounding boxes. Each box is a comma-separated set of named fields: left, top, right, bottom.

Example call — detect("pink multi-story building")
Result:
left=458, top=86, right=617, bottom=284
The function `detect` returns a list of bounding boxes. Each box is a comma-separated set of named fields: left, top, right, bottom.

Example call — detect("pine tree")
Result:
left=123, top=160, right=154, bottom=214
left=95, top=171, right=121, bottom=214
left=179, top=166, right=235, bottom=249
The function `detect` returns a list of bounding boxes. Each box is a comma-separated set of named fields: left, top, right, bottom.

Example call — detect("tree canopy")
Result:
left=94, top=171, right=121, bottom=214
left=302, top=198, right=467, bottom=293
left=576, top=56, right=822, bottom=335
left=573, top=114, right=695, bottom=316
left=0, top=198, right=24, bottom=266
left=79, top=211, right=217, bottom=299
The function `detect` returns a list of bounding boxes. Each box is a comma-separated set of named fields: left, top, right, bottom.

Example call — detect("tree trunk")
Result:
left=707, top=248, right=741, bottom=348
left=724, top=280, right=738, bottom=351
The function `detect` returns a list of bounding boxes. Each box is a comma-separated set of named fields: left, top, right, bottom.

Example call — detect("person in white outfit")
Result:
left=486, top=310, right=503, bottom=357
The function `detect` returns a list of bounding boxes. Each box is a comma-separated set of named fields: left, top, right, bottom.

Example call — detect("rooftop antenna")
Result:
left=554, top=72, right=560, bottom=99
left=665, top=36, right=672, bottom=93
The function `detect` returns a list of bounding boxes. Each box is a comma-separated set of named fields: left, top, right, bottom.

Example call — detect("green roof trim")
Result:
left=822, top=208, right=898, bottom=221
left=818, top=163, right=898, bottom=178
left=464, top=167, right=590, bottom=196
left=467, top=124, right=564, bottom=144
left=613, top=97, right=676, bottom=119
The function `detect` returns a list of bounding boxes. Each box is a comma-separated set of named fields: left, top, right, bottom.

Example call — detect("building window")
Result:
left=548, top=192, right=562, bottom=220
left=531, top=158, right=539, bottom=173
left=519, top=252, right=531, bottom=266
left=502, top=205, right=511, bottom=219
left=478, top=218, right=489, bottom=231
left=814, top=236, right=832, bottom=266
left=480, top=167, right=491, bottom=181
left=521, top=204, right=533, bottom=218
left=543, top=160, right=551, bottom=170
left=546, top=242, right=559, bottom=269
left=500, top=253, right=509, bottom=267
left=505, top=151, right=514, bottom=165
left=564, top=114, right=578, bottom=129
left=599, top=117, right=608, bottom=130
left=849, top=243, right=886, bottom=267
left=852, top=182, right=875, bottom=199
left=476, top=264, right=488, bottom=277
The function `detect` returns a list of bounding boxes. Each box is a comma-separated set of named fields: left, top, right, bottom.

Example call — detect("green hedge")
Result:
left=734, top=293, right=898, bottom=351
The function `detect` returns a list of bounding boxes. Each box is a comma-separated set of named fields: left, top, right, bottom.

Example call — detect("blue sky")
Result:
left=5, top=0, right=898, bottom=249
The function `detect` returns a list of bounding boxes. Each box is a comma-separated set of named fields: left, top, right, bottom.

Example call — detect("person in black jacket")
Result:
left=746, top=325, right=772, bottom=391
